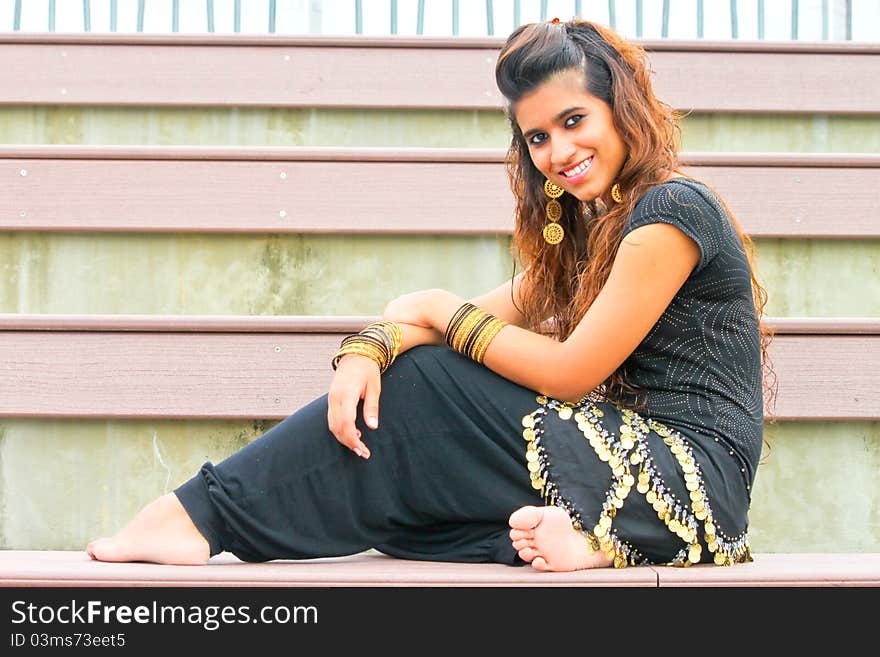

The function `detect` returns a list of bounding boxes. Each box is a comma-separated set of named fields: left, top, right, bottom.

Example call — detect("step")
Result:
left=2, top=550, right=878, bottom=587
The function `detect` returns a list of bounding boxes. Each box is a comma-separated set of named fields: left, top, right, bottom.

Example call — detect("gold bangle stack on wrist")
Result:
left=444, top=303, right=508, bottom=364
left=331, top=320, right=402, bottom=373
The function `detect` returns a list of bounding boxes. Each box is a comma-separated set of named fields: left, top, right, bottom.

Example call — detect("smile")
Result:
left=559, top=156, right=593, bottom=179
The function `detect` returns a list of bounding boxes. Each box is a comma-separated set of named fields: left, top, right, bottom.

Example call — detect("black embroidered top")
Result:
left=618, top=178, right=764, bottom=487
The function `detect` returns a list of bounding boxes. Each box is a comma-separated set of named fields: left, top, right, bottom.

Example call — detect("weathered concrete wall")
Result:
left=1, top=234, right=877, bottom=317
left=2, top=108, right=878, bottom=152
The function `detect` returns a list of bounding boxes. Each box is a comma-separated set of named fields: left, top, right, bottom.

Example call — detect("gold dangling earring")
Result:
left=611, top=183, right=623, bottom=204
left=542, top=179, right=565, bottom=245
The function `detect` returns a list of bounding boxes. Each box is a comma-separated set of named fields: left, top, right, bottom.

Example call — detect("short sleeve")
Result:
left=622, top=179, right=725, bottom=274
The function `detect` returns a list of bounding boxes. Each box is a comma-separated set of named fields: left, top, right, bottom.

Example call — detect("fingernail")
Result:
left=367, top=417, right=377, bottom=428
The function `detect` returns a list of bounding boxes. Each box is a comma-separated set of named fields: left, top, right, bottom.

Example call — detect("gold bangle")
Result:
left=444, top=303, right=475, bottom=345
left=471, top=317, right=500, bottom=363
left=332, top=321, right=402, bottom=373
left=473, top=318, right=507, bottom=363
left=333, top=343, right=385, bottom=371
left=453, top=309, right=485, bottom=353
left=465, top=314, right=495, bottom=359
left=444, top=303, right=508, bottom=364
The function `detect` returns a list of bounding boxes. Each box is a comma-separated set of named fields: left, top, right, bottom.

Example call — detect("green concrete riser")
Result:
left=0, top=234, right=877, bottom=317
left=0, top=419, right=877, bottom=552
left=1, top=108, right=879, bottom=152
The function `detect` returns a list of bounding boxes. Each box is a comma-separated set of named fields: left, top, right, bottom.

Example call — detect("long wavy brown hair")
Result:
left=495, top=19, right=777, bottom=425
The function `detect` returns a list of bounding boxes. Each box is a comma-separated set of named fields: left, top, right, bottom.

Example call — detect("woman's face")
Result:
left=514, top=68, right=627, bottom=205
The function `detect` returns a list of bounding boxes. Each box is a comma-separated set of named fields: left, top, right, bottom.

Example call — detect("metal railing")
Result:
left=1, top=0, right=871, bottom=41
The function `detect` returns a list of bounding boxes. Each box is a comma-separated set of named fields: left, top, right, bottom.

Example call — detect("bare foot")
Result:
left=86, top=493, right=210, bottom=565
left=508, top=505, right=612, bottom=572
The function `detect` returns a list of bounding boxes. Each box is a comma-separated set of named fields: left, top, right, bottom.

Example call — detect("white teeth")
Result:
left=562, top=157, right=592, bottom=177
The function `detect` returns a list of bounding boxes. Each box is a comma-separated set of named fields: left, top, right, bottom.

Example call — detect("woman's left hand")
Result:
left=383, top=288, right=467, bottom=334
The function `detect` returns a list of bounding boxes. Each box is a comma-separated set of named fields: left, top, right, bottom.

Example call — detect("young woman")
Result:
left=87, top=18, right=773, bottom=571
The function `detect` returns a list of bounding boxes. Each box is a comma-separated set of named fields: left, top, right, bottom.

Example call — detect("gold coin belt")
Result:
left=521, top=395, right=752, bottom=568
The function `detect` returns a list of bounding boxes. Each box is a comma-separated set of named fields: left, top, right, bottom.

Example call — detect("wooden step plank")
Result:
left=1, top=314, right=876, bottom=335
left=3, top=149, right=878, bottom=237
left=1, top=550, right=876, bottom=588
left=0, top=331, right=875, bottom=420
left=0, top=550, right=658, bottom=587
left=0, top=36, right=877, bottom=113
left=653, top=553, right=880, bottom=587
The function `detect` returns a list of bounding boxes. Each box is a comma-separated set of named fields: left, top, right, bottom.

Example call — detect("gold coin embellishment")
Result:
left=613, top=553, right=627, bottom=569
left=682, top=463, right=696, bottom=474
left=704, top=521, right=716, bottom=535
left=531, top=478, right=544, bottom=490
left=714, top=552, right=726, bottom=565
left=574, top=412, right=586, bottom=423
left=623, top=474, right=635, bottom=487
left=645, top=490, right=657, bottom=504
left=689, top=489, right=703, bottom=502
left=688, top=544, right=702, bottom=563
left=543, top=222, right=564, bottom=244
left=522, top=428, right=536, bottom=442
left=543, top=179, right=565, bottom=198
left=599, top=515, right=613, bottom=528
left=536, top=395, right=548, bottom=404
left=630, top=452, right=642, bottom=464
left=637, top=482, right=649, bottom=494
left=522, top=415, right=535, bottom=428
left=558, top=406, right=573, bottom=420
left=686, top=480, right=699, bottom=492
left=526, top=449, right=539, bottom=462
left=610, top=183, right=623, bottom=204
left=594, top=524, right=607, bottom=538
left=527, top=460, right=540, bottom=473
left=545, top=198, right=563, bottom=221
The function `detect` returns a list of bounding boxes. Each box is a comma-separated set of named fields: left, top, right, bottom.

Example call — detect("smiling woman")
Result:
left=515, top=69, right=628, bottom=216
left=86, top=17, right=774, bottom=573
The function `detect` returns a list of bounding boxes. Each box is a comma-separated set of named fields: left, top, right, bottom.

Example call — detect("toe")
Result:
left=509, top=505, right=543, bottom=531
left=531, top=556, right=550, bottom=571
left=511, top=538, right=533, bottom=552
left=509, top=528, right=534, bottom=542
left=517, top=546, right=539, bottom=563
